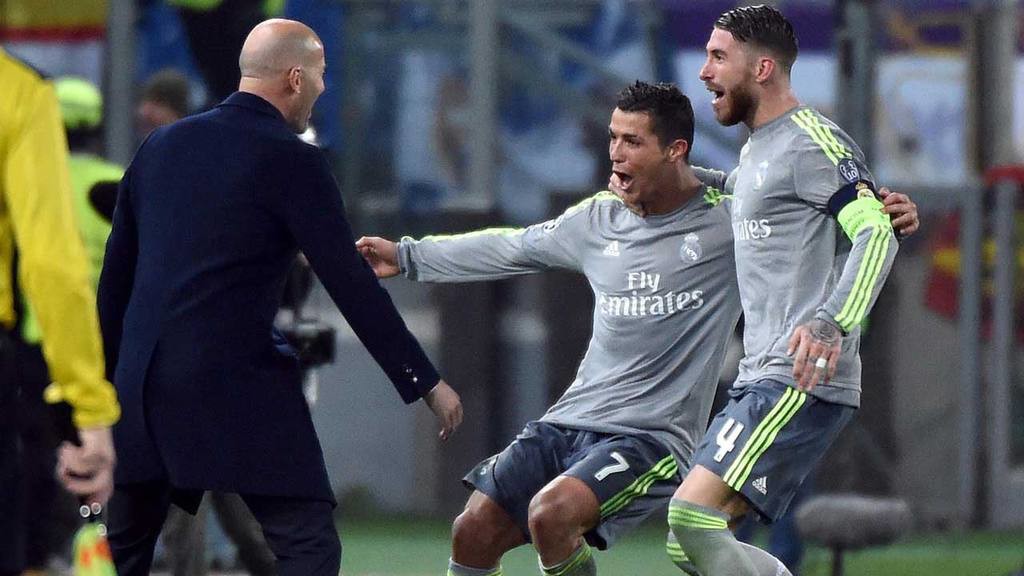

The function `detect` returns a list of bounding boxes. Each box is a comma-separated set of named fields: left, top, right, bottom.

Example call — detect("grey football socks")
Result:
left=447, top=558, right=503, bottom=576
left=539, top=541, right=596, bottom=576
left=665, top=529, right=702, bottom=575
left=668, top=499, right=792, bottom=576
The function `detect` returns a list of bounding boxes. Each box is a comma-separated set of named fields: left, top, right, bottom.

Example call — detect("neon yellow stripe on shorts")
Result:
left=723, top=387, right=806, bottom=489
left=599, top=455, right=678, bottom=518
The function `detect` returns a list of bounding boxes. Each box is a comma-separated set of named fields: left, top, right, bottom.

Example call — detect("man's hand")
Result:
left=879, top=187, right=919, bottom=238
left=787, top=318, right=842, bottom=392
left=57, top=426, right=116, bottom=506
left=424, top=380, right=463, bottom=441
left=355, top=236, right=401, bottom=278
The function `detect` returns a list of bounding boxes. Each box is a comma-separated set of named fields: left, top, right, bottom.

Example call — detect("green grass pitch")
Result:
left=335, top=517, right=1024, bottom=576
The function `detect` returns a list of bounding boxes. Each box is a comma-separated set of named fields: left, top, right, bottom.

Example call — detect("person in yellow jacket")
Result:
left=14, top=76, right=124, bottom=575
left=0, top=48, right=119, bottom=576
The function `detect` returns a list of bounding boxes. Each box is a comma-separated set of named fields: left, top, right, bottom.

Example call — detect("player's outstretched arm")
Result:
left=355, top=236, right=401, bottom=278
left=878, top=187, right=919, bottom=238
left=424, top=380, right=463, bottom=441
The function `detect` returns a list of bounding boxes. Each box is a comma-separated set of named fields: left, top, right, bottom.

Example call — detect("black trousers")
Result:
left=17, top=340, right=79, bottom=568
left=0, top=332, right=81, bottom=575
left=163, top=491, right=276, bottom=576
left=0, top=330, right=24, bottom=576
left=107, top=482, right=340, bottom=576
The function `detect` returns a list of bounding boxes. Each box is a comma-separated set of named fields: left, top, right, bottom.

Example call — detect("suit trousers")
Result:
left=163, top=491, right=276, bottom=576
left=107, top=481, right=340, bottom=576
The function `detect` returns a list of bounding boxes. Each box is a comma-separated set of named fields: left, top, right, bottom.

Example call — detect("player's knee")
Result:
left=452, top=502, right=515, bottom=556
left=527, top=490, right=576, bottom=541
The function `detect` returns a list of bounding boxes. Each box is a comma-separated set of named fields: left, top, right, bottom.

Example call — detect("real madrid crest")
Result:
left=754, top=161, right=770, bottom=190
left=680, top=233, right=702, bottom=262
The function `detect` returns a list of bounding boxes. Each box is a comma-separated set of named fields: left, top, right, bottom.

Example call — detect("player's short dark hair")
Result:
left=715, top=4, right=798, bottom=75
left=616, top=80, right=695, bottom=158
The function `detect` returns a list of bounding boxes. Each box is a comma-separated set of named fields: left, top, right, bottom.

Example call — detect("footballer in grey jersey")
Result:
left=669, top=7, right=907, bottom=576
left=357, top=82, right=745, bottom=576
left=697, top=106, right=896, bottom=408
left=399, top=187, right=739, bottom=470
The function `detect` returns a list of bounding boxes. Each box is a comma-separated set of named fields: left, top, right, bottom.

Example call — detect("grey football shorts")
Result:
left=693, top=378, right=855, bottom=522
left=464, top=420, right=682, bottom=549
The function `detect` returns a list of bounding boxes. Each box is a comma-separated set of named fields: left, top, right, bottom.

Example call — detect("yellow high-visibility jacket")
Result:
left=0, top=49, right=119, bottom=428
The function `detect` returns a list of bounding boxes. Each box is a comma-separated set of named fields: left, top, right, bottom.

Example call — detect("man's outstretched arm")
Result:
left=358, top=193, right=611, bottom=284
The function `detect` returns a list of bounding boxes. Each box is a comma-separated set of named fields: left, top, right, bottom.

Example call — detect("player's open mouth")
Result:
left=707, top=85, right=725, bottom=105
left=612, top=170, right=633, bottom=188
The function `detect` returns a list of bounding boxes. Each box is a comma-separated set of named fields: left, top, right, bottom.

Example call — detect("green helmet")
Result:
left=55, top=76, right=103, bottom=130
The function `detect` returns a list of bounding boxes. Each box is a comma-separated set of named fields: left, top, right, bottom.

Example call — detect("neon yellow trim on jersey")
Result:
left=575, top=190, right=623, bottom=213
left=801, top=110, right=850, bottom=159
left=420, top=227, right=524, bottom=243
left=792, top=114, right=838, bottom=165
left=798, top=109, right=851, bottom=160
left=421, top=192, right=621, bottom=243
left=791, top=109, right=852, bottom=166
left=834, top=222, right=892, bottom=332
left=703, top=187, right=733, bottom=207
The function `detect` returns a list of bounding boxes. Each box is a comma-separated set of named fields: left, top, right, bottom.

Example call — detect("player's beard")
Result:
left=716, top=82, right=755, bottom=127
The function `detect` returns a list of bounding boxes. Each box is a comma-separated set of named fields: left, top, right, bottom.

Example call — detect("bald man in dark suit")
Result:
left=98, top=19, right=462, bottom=576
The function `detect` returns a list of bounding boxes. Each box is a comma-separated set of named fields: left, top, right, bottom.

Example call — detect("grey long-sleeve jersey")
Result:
left=697, top=106, right=898, bottom=407
left=398, top=189, right=740, bottom=468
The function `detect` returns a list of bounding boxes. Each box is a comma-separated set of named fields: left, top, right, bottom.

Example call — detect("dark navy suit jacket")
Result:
left=97, top=92, right=439, bottom=502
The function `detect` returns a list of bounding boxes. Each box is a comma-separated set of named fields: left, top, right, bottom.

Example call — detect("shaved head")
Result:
left=237, top=19, right=327, bottom=133
left=239, top=19, right=322, bottom=79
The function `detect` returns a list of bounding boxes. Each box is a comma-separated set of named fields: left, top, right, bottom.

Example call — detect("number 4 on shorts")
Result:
left=714, top=418, right=744, bottom=463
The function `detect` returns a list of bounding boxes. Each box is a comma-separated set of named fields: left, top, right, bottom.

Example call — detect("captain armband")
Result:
left=827, top=180, right=891, bottom=241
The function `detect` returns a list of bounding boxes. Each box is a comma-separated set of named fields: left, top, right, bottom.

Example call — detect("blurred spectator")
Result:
left=136, top=68, right=192, bottom=141
left=166, top=0, right=279, bottom=106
